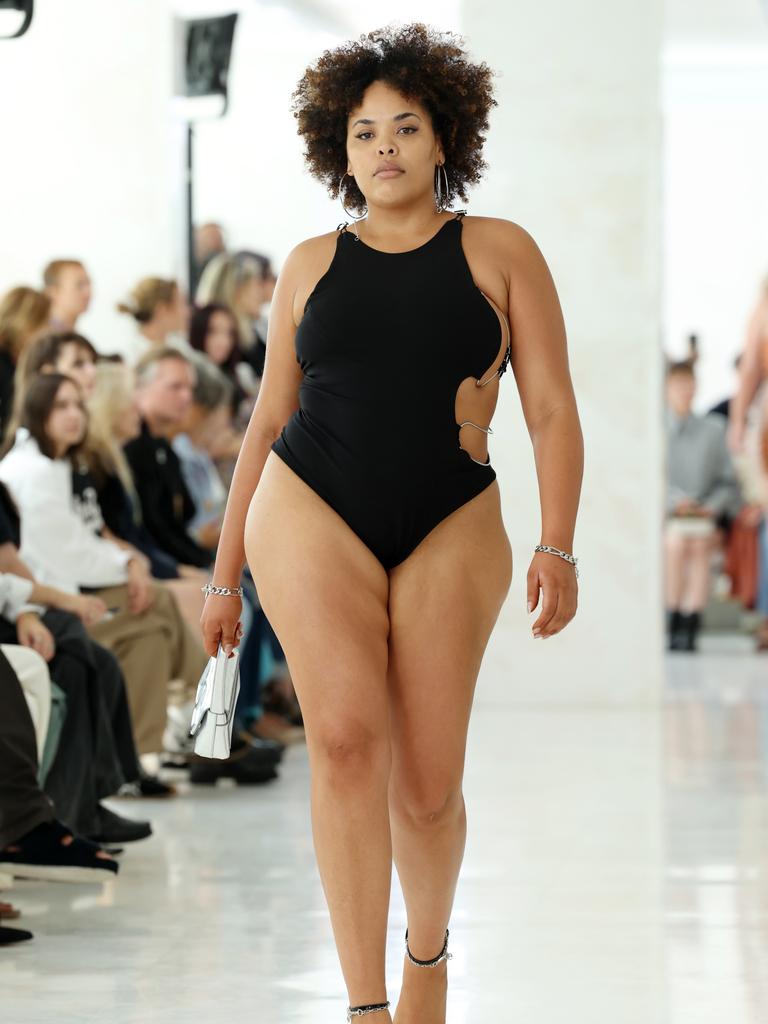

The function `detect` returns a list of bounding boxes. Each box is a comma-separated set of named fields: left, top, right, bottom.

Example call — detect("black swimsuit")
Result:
left=270, top=209, right=512, bottom=571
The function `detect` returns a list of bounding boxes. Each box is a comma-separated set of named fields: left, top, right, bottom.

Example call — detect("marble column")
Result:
left=461, top=1, right=665, bottom=705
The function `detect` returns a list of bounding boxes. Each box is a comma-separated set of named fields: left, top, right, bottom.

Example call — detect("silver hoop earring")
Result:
left=434, top=163, right=450, bottom=212
left=339, top=172, right=367, bottom=222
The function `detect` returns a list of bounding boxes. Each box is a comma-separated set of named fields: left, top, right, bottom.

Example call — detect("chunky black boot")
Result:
left=666, top=609, right=685, bottom=651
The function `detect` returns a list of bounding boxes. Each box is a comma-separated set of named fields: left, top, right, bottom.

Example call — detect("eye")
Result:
left=354, top=125, right=418, bottom=140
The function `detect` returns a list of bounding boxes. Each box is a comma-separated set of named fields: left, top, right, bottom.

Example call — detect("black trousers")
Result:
left=0, top=610, right=141, bottom=837
left=0, top=648, right=55, bottom=849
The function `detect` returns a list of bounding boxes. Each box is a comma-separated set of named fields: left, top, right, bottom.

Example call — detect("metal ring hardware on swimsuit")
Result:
left=404, top=927, right=453, bottom=967
left=346, top=1001, right=390, bottom=1020
left=534, top=544, right=579, bottom=578
left=201, top=583, right=244, bottom=598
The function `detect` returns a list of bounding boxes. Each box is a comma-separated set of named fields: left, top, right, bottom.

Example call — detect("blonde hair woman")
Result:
left=87, top=361, right=209, bottom=631
left=195, top=251, right=274, bottom=379
left=0, top=287, right=51, bottom=436
left=116, top=277, right=190, bottom=366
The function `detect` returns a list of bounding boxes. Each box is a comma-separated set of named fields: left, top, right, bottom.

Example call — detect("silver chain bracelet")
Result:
left=201, top=583, right=244, bottom=598
left=534, top=544, right=579, bottom=578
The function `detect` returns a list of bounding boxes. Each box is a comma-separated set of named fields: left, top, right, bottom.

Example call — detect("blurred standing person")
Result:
left=42, top=260, right=92, bottom=332
left=192, top=222, right=226, bottom=295
left=115, top=278, right=191, bottom=366
left=0, top=287, right=51, bottom=438
left=665, top=361, right=742, bottom=651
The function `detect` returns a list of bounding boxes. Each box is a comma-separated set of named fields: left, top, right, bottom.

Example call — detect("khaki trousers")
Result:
left=88, top=583, right=207, bottom=755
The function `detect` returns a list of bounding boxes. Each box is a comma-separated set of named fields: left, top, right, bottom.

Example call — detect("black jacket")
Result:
left=123, top=421, right=213, bottom=569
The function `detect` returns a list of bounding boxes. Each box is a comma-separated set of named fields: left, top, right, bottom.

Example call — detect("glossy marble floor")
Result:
left=2, top=635, right=767, bottom=1024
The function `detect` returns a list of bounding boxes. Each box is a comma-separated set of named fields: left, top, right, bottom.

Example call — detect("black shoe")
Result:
left=679, top=611, right=701, bottom=652
left=666, top=609, right=685, bottom=651
left=117, top=769, right=178, bottom=799
left=231, top=731, right=283, bottom=763
left=0, top=926, right=33, bottom=945
left=189, top=743, right=280, bottom=786
left=0, top=819, right=120, bottom=882
left=85, top=804, right=152, bottom=844
left=234, top=729, right=285, bottom=761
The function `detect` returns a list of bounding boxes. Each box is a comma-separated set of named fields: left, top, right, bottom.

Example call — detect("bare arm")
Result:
left=502, top=222, right=583, bottom=638
left=728, top=295, right=768, bottom=453
left=199, top=240, right=309, bottom=655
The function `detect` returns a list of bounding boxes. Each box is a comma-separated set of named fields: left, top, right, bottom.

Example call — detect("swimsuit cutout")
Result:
left=270, top=209, right=512, bottom=571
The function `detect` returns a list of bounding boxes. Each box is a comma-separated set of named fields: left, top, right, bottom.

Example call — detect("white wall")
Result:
left=0, top=0, right=177, bottom=357
left=662, top=44, right=768, bottom=412
left=463, top=0, right=665, bottom=704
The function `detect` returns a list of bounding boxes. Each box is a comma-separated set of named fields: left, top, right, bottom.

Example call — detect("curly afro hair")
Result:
left=291, top=22, right=498, bottom=216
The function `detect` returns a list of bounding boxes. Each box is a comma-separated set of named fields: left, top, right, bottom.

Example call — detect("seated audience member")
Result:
left=0, top=374, right=207, bottom=759
left=172, top=355, right=232, bottom=547
left=12, top=335, right=209, bottom=631
left=0, top=529, right=157, bottom=839
left=0, top=647, right=118, bottom=946
left=5, top=330, right=99, bottom=446
left=42, top=259, right=92, bottom=332
left=1, top=374, right=283, bottom=783
left=189, top=303, right=257, bottom=422
left=116, top=277, right=191, bottom=366
left=87, top=360, right=209, bottom=627
left=124, top=348, right=214, bottom=567
left=0, top=286, right=51, bottom=438
left=0, top=474, right=169, bottom=815
left=665, top=360, right=743, bottom=651
left=195, top=251, right=274, bottom=381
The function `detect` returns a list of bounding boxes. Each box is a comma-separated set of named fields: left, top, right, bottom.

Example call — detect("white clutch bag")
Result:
left=188, top=645, right=241, bottom=759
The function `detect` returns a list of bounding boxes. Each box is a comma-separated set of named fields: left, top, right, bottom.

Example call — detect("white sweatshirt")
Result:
left=0, top=429, right=131, bottom=594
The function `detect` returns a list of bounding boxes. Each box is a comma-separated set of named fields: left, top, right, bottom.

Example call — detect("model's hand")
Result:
left=727, top=419, right=744, bottom=456
left=199, top=594, right=243, bottom=658
left=16, top=612, right=55, bottom=662
left=526, top=552, right=578, bottom=639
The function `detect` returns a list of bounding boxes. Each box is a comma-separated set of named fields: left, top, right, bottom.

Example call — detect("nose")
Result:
left=378, top=140, right=397, bottom=155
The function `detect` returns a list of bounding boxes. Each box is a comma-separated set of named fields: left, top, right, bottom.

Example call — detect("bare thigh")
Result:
left=244, top=451, right=391, bottom=752
left=387, top=482, right=513, bottom=809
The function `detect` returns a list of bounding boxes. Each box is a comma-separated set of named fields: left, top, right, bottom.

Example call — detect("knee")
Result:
left=312, top=722, right=389, bottom=779
left=391, top=778, right=463, bottom=828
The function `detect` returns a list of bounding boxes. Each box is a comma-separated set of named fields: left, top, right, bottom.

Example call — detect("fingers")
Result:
left=532, top=586, right=558, bottom=638
left=531, top=579, right=578, bottom=638
left=526, top=570, right=540, bottom=614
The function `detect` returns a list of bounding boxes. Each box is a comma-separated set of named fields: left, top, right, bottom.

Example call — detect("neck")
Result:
left=356, top=201, right=452, bottom=244
left=143, top=412, right=171, bottom=438
left=51, top=308, right=76, bottom=331
left=140, top=320, right=168, bottom=344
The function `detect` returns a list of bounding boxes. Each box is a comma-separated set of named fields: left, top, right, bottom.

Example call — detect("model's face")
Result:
left=54, top=342, right=97, bottom=399
left=45, top=380, right=87, bottom=454
left=205, top=310, right=238, bottom=364
left=50, top=266, right=92, bottom=318
left=345, top=80, right=444, bottom=211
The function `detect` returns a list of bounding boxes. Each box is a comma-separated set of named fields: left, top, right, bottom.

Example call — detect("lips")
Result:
left=375, top=163, right=403, bottom=176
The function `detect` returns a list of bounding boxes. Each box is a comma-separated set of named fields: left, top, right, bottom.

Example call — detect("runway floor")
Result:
left=2, top=635, right=767, bottom=1024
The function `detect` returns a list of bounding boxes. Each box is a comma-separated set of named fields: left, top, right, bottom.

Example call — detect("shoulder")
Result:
left=460, top=215, right=545, bottom=263
left=281, top=229, right=341, bottom=281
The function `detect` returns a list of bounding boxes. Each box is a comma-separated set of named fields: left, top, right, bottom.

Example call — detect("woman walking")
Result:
left=201, top=23, right=584, bottom=1023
